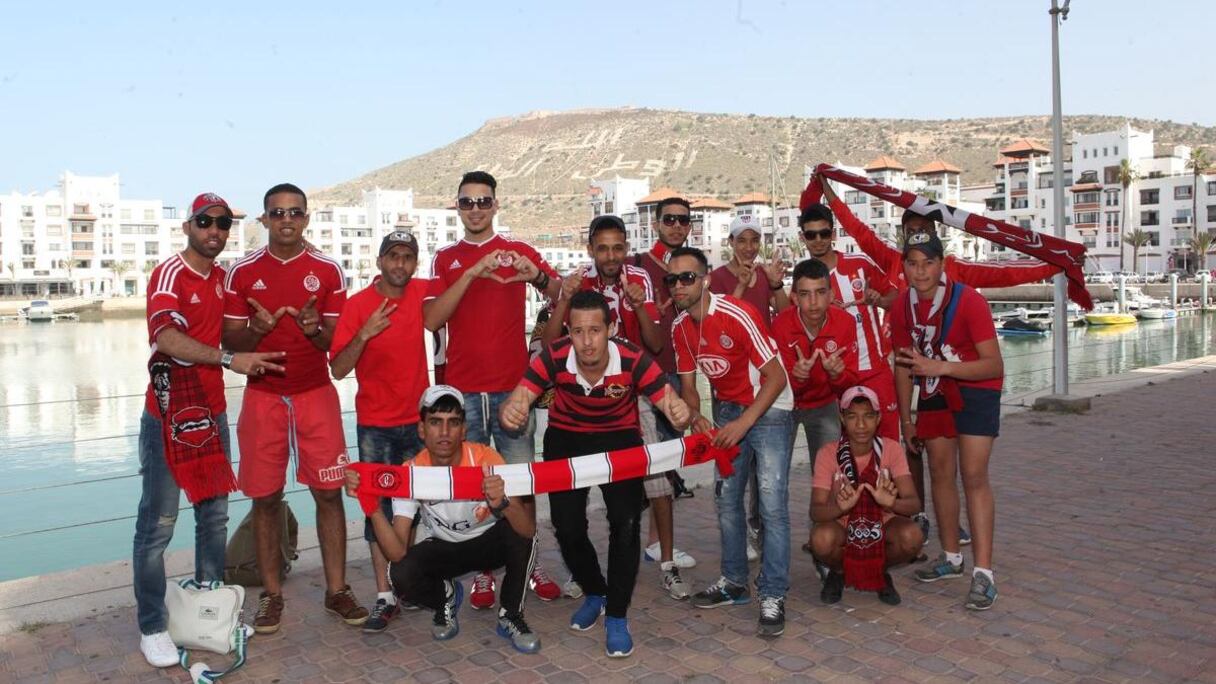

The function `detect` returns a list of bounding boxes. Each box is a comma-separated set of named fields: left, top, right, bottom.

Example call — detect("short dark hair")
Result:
left=263, top=183, right=307, bottom=211
left=901, top=210, right=934, bottom=229
left=588, top=214, right=627, bottom=242
left=798, top=203, right=834, bottom=229
left=458, top=171, right=497, bottom=197
left=792, top=258, right=830, bottom=286
left=656, top=196, right=691, bottom=216
left=668, top=246, right=709, bottom=272
left=421, top=394, right=465, bottom=419
left=569, top=289, right=610, bottom=326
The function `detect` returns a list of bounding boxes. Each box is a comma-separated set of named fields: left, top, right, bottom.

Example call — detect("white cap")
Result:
left=729, top=215, right=762, bottom=239
left=418, top=384, right=465, bottom=412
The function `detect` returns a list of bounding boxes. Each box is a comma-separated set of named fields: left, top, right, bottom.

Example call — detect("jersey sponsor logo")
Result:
left=303, top=273, right=321, bottom=292
left=697, top=354, right=731, bottom=378
left=170, top=406, right=217, bottom=448
left=189, top=293, right=201, bottom=304
left=718, top=334, right=734, bottom=350
left=252, top=279, right=267, bottom=290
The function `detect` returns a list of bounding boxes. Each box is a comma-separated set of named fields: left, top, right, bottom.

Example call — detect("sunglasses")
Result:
left=195, top=215, right=233, bottom=230
left=457, top=196, right=494, bottom=211
left=266, top=208, right=307, bottom=220
left=662, top=271, right=701, bottom=287
left=802, top=228, right=834, bottom=241
left=661, top=213, right=691, bottom=227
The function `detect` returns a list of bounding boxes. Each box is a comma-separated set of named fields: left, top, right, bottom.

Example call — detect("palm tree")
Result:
left=1116, top=159, right=1138, bottom=273
left=1191, top=231, right=1214, bottom=274
left=1122, top=229, right=1153, bottom=275
left=110, top=260, right=132, bottom=295
left=1186, top=148, right=1209, bottom=249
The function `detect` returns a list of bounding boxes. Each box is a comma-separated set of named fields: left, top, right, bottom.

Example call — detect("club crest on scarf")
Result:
left=846, top=518, right=884, bottom=549
left=170, top=406, right=218, bottom=448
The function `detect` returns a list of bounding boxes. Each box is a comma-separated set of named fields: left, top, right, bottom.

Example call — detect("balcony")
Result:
left=1172, top=216, right=1193, bottom=225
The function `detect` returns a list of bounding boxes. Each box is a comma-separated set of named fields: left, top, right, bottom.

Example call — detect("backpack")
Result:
left=223, top=500, right=299, bottom=587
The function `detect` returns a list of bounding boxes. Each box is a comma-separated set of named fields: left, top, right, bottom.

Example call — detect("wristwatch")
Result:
left=487, top=497, right=511, bottom=518
left=532, top=271, right=550, bottom=290
left=220, top=351, right=235, bottom=369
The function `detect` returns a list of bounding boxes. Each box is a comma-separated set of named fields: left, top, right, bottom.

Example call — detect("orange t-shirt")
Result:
left=812, top=437, right=909, bottom=525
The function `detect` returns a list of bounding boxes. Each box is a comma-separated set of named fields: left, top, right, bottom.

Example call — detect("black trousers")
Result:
left=388, top=518, right=536, bottom=616
left=544, top=426, right=644, bottom=619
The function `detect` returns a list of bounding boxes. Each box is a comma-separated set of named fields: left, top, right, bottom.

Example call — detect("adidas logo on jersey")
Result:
left=449, top=259, right=462, bottom=269
left=252, top=279, right=267, bottom=290
left=189, top=293, right=201, bottom=304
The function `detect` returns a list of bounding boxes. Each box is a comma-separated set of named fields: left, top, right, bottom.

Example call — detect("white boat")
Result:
left=1137, top=306, right=1178, bottom=320
left=26, top=300, right=54, bottom=322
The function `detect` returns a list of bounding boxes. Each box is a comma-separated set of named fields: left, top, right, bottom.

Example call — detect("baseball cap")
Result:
left=418, top=384, right=465, bottom=412
left=902, top=231, right=944, bottom=259
left=379, top=230, right=419, bottom=256
left=588, top=214, right=626, bottom=237
left=729, top=215, right=761, bottom=239
left=189, top=192, right=232, bottom=220
left=839, top=385, right=881, bottom=412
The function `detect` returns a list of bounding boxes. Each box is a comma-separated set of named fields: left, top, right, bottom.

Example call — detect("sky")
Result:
left=0, top=0, right=1212, bottom=214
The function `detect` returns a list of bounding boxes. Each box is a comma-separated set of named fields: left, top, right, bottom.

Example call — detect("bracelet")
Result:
left=532, top=272, right=550, bottom=290
left=487, top=497, right=511, bottom=518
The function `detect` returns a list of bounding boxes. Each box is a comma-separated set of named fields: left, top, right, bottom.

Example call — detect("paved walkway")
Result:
left=3, top=370, right=1216, bottom=683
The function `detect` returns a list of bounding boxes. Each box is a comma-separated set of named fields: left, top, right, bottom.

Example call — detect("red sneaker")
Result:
left=529, top=566, right=561, bottom=602
left=470, top=571, right=496, bottom=610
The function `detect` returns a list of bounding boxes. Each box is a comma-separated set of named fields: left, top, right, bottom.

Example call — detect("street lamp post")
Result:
left=1049, top=0, right=1070, bottom=396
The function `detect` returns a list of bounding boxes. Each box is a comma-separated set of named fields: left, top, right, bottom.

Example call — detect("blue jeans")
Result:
left=793, top=403, right=842, bottom=466
left=713, top=400, right=792, bottom=598
left=133, top=409, right=231, bottom=635
left=356, top=423, right=425, bottom=541
left=464, top=391, right=535, bottom=464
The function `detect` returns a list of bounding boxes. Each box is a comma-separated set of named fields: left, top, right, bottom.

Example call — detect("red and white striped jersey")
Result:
left=828, top=251, right=895, bottom=373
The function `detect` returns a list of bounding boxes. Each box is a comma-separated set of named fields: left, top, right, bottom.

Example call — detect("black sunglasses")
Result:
left=195, top=215, right=233, bottom=230
left=802, top=228, right=833, bottom=241
left=267, top=208, right=307, bottom=220
left=662, top=271, right=701, bottom=287
left=457, top=196, right=494, bottom=211
left=661, top=213, right=691, bottom=227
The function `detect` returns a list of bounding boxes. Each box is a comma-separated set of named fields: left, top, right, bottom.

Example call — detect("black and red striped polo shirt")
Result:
left=521, top=337, right=668, bottom=433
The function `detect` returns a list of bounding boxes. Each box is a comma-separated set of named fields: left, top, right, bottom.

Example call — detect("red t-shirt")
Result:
left=144, top=254, right=227, bottom=415
left=223, top=247, right=346, bottom=396
left=569, top=264, right=659, bottom=349
left=827, top=250, right=895, bottom=374
left=889, top=283, right=1003, bottom=391
left=672, top=294, right=793, bottom=410
left=425, top=235, right=558, bottom=394
left=330, top=277, right=430, bottom=427
left=521, top=337, right=667, bottom=433
left=709, top=264, right=775, bottom=328
left=635, top=248, right=679, bottom=373
left=770, top=305, right=859, bottom=410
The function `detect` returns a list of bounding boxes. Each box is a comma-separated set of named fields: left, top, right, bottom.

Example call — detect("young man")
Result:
left=500, top=290, right=691, bottom=658
left=769, top=258, right=860, bottom=552
left=134, top=193, right=286, bottom=668
left=668, top=247, right=795, bottom=637
left=343, top=386, right=542, bottom=653
left=423, top=171, right=564, bottom=607
left=223, top=183, right=367, bottom=633
left=329, top=230, right=430, bottom=632
left=798, top=204, right=900, bottom=442
left=546, top=214, right=693, bottom=598
left=709, top=215, right=789, bottom=328
left=890, top=232, right=1004, bottom=610
left=810, top=386, right=924, bottom=606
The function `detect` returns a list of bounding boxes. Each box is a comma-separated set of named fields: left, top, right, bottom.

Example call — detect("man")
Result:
left=329, top=230, right=430, bottom=632
left=546, top=214, right=693, bottom=599
left=422, top=170, right=564, bottom=607
left=668, top=247, right=794, bottom=637
left=798, top=204, right=900, bottom=442
left=809, top=386, right=924, bottom=606
left=769, top=258, right=860, bottom=552
left=890, top=232, right=1004, bottom=611
left=343, top=386, right=542, bottom=653
left=709, top=215, right=789, bottom=328
left=134, top=193, right=286, bottom=668
left=223, top=183, right=367, bottom=633
left=500, top=290, right=691, bottom=658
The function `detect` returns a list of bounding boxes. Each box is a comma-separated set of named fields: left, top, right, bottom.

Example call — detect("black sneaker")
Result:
left=690, top=576, right=750, bottom=609
left=362, top=598, right=398, bottom=633
left=496, top=611, right=541, bottom=653
left=757, top=596, right=785, bottom=637
left=820, top=570, right=844, bottom=605
left=877, top=573, right=901, bottom=606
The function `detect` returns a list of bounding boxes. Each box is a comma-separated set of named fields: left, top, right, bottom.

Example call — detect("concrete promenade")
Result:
left=2, top=361, right=1215, bottom=682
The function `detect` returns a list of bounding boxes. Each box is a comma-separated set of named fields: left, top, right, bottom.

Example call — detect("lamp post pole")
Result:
left=1049, top=0, right=1071, bottom=395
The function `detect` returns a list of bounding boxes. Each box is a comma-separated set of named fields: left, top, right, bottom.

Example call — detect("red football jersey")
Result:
left=570, top=263, right=659, bottom=349
left=770, top=305, right=859, bottom=410
left=144, top=254, right=228, bottom=415
left=889, top=283, right=1003, bottom=392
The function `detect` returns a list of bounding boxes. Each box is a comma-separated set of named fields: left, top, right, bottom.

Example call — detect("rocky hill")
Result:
left=314, top=108, right=1216, bottom=237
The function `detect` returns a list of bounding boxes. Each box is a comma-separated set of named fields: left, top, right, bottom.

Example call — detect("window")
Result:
left=1082, top=149, right=1088, bottom=159
left=144, top=242, right=159, bottom=255
left=1018, top=219, right=1032, bottom=230
left=21, top=205, right=33, bottom=217
left=1104, top=213, right=1120, bottom=228
left=1175, top=185, right=1193, bottom=200
left=47, top=224, right=63, bottom=236
left=1103, top=147, right=1108, bottom=156
left=1082, top=235, right=1096, bottom=248
left=1104, top=190, right=1119, bottom=207
left=120, top=208, right=132, bottom=220
left=445, top=216, right=457, bottom=227
left=1207, top=205, right=1216, bottom=222
left=21, top=242, right=35, bottom=255
left=1140, top=189, right=1159, bottom=205
left=73, top=203, right=89, bottom=215
left=1076, top=212, right=1099, bottom=225
left=381, top=212, right=392, bottom=225
left=163, top=207, right=179, bottom=219
left=71, top=241, right=92, bottom=251
left=1114, top=145, right=1119, bottom=155
left=1148, top=231, right=1160, bottom=247
left=121, top=244, right=136, bottom=255
left=143, top=209, right=155, bottom=221
left=47, top=205, right=62, bottom=217
left=1140, top=210, right=1159, bottom=226
left=1012, top=198, right=1029, bottom=209
left=1076, top=191, right=1099, bottom=204
left=1041, top=218, right=1047, bottom=229
left=341, top=244, right=352, bottom=255
left=871, top=206, right=885, bottom=219
left=1104, top=166, right=1120, bottom=184
left=72, top=222, right=93, bottom=234
left=605, top=201, right=614, bottom=213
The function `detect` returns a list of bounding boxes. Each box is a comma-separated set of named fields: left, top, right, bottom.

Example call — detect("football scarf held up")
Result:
left=148, top=352, right=237, bottom=504
left=836, top=435, right=886, bottom=591
left=348, top=433, right=738, bottom=515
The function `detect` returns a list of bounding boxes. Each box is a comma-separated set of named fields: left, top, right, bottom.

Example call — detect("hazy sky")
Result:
left=1, top=0, right=1211, bottom=213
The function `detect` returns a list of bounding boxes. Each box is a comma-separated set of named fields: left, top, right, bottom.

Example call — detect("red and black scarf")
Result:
left=906, top=275, right=964, bottom=411
left=148, top=352, right=237, bottom=504
left=837, top=436, right=886, bottom=591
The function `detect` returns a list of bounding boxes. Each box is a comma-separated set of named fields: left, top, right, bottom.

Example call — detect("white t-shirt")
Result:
left=390, top=442, right=504, bottom=543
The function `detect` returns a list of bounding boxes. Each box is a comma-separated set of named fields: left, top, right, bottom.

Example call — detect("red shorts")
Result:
left=915, top=409, right=958, bottom=441
left=237, top=382, right=348, bottom=497
left=858, top=367, right=900, bottom=443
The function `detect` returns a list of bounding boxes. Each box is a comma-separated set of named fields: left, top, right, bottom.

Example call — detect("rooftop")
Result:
left=911, top=159, right=963, bottom=175
left=1000, top=138, right=1051, bottom=156
left=732, top=191, right=771, bottom=205
left=864, top=155, right=905, bottom=172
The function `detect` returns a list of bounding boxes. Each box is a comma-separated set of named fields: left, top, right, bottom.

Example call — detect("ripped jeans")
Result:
left=712, top=400, right=792, bottom=598
left=132, top=409, right=231, bottom=634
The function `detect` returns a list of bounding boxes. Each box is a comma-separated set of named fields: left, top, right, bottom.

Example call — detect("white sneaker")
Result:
left=139, top=631, right=179, bottom=668
left=562, top=579, right=584, bottom=599
left=644, top=542, right=697, bottom=569
left=661, top=562, right=691, bottom=600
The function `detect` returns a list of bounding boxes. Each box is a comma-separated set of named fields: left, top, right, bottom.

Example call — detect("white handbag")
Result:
left=165, top=579, right=249, bottom=683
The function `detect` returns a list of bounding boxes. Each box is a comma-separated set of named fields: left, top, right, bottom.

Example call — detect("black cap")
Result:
left=903, top=231, right=944, bottom=259
left=588, top=214, right=627, bottom=238
left=379, top=230, right=419, bottom=256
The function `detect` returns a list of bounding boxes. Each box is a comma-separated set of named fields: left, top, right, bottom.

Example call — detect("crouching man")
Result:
left=344, top=385, right=541, bottom=653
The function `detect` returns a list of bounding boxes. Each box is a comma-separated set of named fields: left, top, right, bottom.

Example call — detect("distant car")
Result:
left=26, top=300, right=54, bottom=322
left=1143, top=271, right=1166, bottom=283
left=1086, top=271, right=1115, bottom=284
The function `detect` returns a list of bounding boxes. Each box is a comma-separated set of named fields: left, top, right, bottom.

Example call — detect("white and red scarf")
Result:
left=907, top=275, right=964, bottom=411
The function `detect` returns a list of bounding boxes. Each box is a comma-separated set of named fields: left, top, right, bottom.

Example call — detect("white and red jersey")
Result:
left=828, top=250, right=895, bottom=373
left=144, top=254, right=227, bottom=416
left=224, top=247, right=346, bottom=396
left=672, top=294, right=793, bottom=411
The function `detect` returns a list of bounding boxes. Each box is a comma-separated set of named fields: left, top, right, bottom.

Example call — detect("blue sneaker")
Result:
left=690, top=576, right=750, bottom=608
left=431, top=580, right=462, bottom=641
left=496, top=612, right=541, bottom=653
left=570, top=594, right=606, bottom=631
left=965, top=572, right=998, bottom=611
left=914, top=553, right=965, bottom=583
left=604, top=616, right=634, bottom=657
left=959, top=527, right=972, bottom=546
